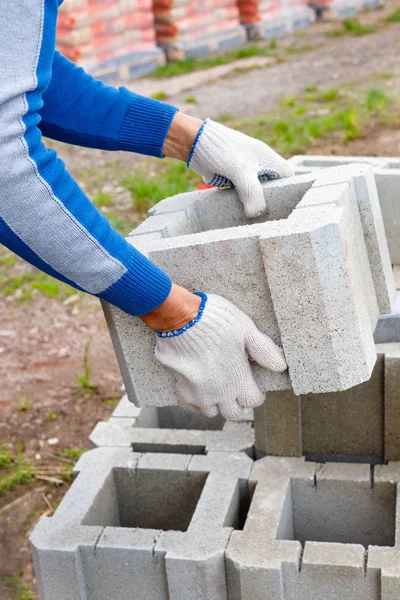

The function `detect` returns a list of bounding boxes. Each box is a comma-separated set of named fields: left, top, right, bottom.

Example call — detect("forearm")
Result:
left=39, top=51, right=179, bottom=158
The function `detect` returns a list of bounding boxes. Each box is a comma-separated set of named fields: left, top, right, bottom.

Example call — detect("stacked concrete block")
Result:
left=255, top=342, right=400, bottom=463
left=103, top=164, right=395, bottom=408
left=227, top=457, right=400, bottom=599
left=90, top=393, right=255, bottom=455
left=30, top=447, right=253, bottom=600
left=238, top=0, right=315, bottom=40
left=289, top=155, right=400, bottom=265
left=152, top=0, right=247, bottom=60
left=57, top=0, right=165, bottom=83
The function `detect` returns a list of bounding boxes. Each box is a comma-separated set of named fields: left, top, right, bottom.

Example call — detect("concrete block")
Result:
left=384, top=344, right=400, bottom=461
left=254, top=390, right=302, bottom=458
left=90, top=411, right=255, bottom=457
left=103, top=167, right=393, bottom=407
left=289, top=154, right=400, bottom=265
left=226, top=457, right=400, bottom=600
left=30, top=447, right=252, bottom=600
left=374, top=292, right=400, bottom=343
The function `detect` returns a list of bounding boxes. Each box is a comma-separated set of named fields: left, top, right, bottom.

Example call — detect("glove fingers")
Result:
left=201, top=404, right=220, bottom=418
left=259, top=146, right=295, bottom=179
left=237, top=385, right=265, bottom=409
left=234, top=172, right=267, bottom=219
left=245, top=326, right=288, bottom=373
left=218, top=400, right=245, bottom=421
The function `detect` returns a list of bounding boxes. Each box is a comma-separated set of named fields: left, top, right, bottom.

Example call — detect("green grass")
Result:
left=74, top=343, right=97, bottom=394
left=102, top=397, right=119, bottom=407
left=184, top=96, right=197, bottom=103
left=46, top=409, right=58, bottom=422
left=150, top=91, right=168, bottom=100
left=148, top=43, right=278, bottom=78
left=58, top=447, right=86, bottom=461
left=226, top=86, right=398, bottom=157
left=328, top=18, right=376, bottom=36
left=304, top=84, right=317, bottom=93
left=0, top=442, right=13, bottom=468
left=385, top=7, right=400, bottom=22
left=123, top=159, right=201, bottom=214
left=93, top=192, right=114, bottom=208
left=3, top=574, right=36, bottom=600
left=16, top=396, right=33, bottom=413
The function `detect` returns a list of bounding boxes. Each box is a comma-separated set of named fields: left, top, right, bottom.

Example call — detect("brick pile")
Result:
left=237, top=0, right=315, bottom=39
left=57, top=0, right=166, bottom=83
left=152, top=0, right=247, bottom=60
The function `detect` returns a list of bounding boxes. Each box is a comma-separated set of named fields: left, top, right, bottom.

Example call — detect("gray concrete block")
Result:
left=104, top=168, right=392, bottom=406
left=384, top=344, right=400, bottom=461
left=226, top=457, right=400, bottom=600
left=89, top=417, right=255, bottom=457
left=30, top=448, right=252, bottom=600
left=289, top=154, right=400, bottom=265
left=374, top=292, right=400, bottom=344
left=254, top=390, right=302, bottom=457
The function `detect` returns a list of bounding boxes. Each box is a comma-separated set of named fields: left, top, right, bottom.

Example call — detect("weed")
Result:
left=304, top=84, right=317, bottom=92
left=93, top=192, right=114, bottom=208
left=184, top=96, right=197, bottom=103
left=74, top=343, right=97, bottom=394
left=0, top=441, right=13, bottom=468
left=102, top=397, right=119, bottom=407
left=365, top=87, right=391, bottom=111
left=218, top=112, right=235, bottom=122
left=385, top=7, right=400, bottom=22
left=58, top=447, right=86, bottom=461
left=269, top=38, right=277, bottom=49
left=328, top=18, right=376, bottom=36
left=0, top=253, right=17, bottom=267
left=16, top=396, right=33, bottom=412
left=150, top=91, right=168, bottom=100
left=123, top=159, right=201, bottom=214
left=280, top=94, right=297, bottom=108
left=2, top=574, right=36, bottom=600
left=319, top=88, right=339, bottom=102
left=46, top=409, right=58, bottom=422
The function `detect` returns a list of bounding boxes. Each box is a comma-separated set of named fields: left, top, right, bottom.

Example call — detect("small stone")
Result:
left=47, top=437, right=59, bottom=446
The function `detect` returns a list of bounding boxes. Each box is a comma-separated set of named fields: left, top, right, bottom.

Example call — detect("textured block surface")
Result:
left=226, top=457, right=400, bottom=600
left=30, top=448, right=253, bottom=600
left=289, top=154, right=400, bottom=264
left=104, top=166, right=394, bottom=407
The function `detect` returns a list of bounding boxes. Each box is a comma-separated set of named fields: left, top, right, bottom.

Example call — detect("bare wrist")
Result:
left=140, top=283, right=202, bottom=332
left=162, top=112, right=203, bottom=162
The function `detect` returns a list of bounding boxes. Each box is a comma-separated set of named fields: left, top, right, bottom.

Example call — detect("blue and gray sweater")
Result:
left=0, top=0, right=179, bottom=316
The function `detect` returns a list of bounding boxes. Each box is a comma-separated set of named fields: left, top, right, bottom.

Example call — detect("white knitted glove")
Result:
left=154, top=293, right=287, bottom=420
left=187, top=119, right=294, bottom=219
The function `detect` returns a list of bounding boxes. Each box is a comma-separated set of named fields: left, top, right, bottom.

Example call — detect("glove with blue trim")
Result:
left=187, top=119, right=294, bottom=219
left=154, top=293, right=287, bottom=420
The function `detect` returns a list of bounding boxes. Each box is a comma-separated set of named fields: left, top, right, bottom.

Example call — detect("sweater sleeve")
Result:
left=39, top=51, right=179, bottom=158
left=0, top=0, right=172, bottom=317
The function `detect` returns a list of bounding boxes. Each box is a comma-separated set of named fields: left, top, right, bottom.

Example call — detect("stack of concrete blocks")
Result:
left=102, top=163, right=395, bottom=407
left=309, top=0, right=383, bottom=20
left=31, top=162, right=400, bottom=599
left=152, top=0, right=247, bottom=61
left=30, top=447, right=254, bottom=599
left=90, top=391, right=255, bottom=456
left=288, top=155, right=400, bottom=343
left=237, top=0, right=315, bottom=40
left=56, top=0, right=166, bottom=83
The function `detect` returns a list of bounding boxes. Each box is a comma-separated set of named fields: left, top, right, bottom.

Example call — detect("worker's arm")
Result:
left=39, top=51, right=181, bottom=158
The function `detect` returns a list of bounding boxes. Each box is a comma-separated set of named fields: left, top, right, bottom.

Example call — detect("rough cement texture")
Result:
left=226, top=457, right=400, bottom=600
left=90, top=393, right=255, bottom=455
left=103, top=166, right=394, bottom=407
left=255, top=344, right=400, bottom=463
left=375, top=291, right=400, bottom=344
left=30, top=447, right=252, bottom=600
left=289, top=154, right=400, bottom=264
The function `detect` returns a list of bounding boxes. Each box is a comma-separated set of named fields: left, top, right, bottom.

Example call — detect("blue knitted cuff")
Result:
left=118, top=94, right=179, bottom=158
left=155, top=292, right=208, bottom=338
left=186, top=120, right=208, bottom=168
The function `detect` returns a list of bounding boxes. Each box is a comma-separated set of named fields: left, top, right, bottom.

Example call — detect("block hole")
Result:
left=82, top=468, right=207, bottom=532
left=136, top=406, right=225, bottom=431
left=277, top=478, right=396, bottom=548
left=131, top=442, right=206, bottom=455
left=224, top=481, right=257, bottom=531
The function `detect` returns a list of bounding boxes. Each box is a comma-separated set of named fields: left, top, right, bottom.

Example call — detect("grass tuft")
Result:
left=16, top=396, right=33, bottom=412
left=74, top=343, right=97, bottom=394
left=328, top=18, right=376, bottom=36
left=385, top=8, right=400, bottom=22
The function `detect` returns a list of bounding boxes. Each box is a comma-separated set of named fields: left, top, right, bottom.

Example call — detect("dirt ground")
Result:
left=1, top=2, right=400, bottom=597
